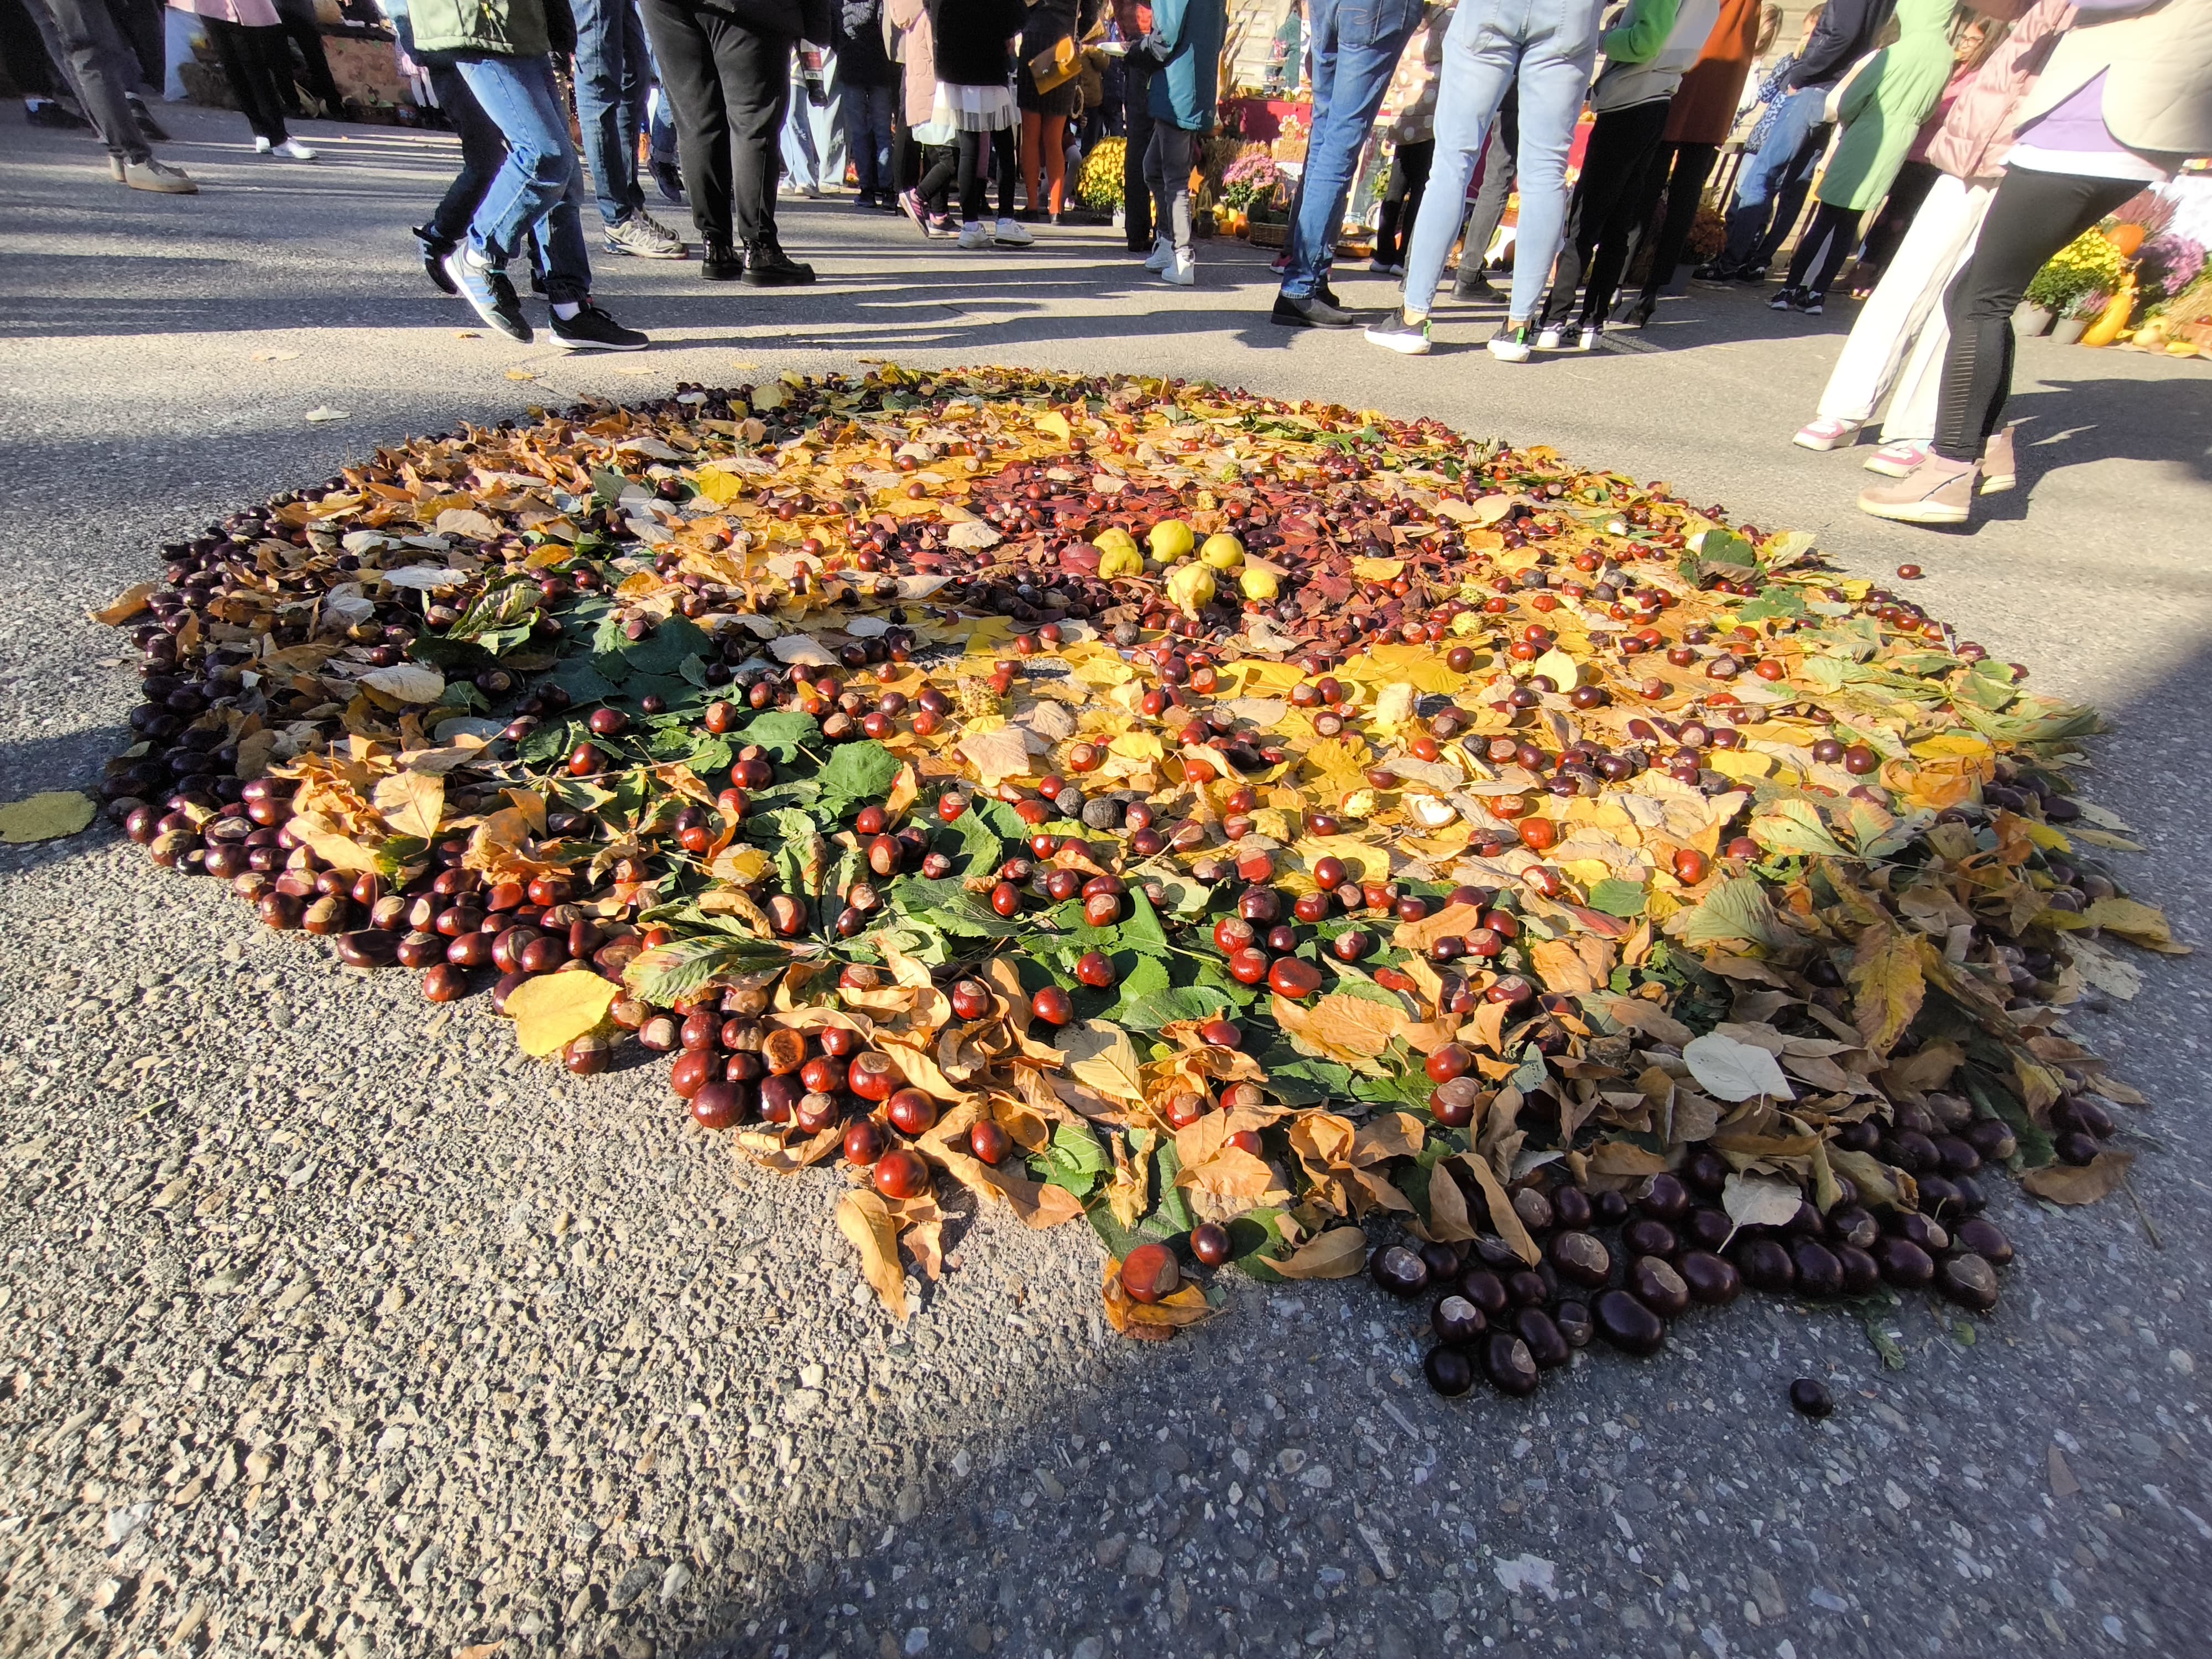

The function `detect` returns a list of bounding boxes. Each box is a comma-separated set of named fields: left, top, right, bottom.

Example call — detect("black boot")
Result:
left=702, top=241, right=744, bottom=281
left=743, top=241, right=816, bottom=286
left=414, top=225, right=458, bottom=296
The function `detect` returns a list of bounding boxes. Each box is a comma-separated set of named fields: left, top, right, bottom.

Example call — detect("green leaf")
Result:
left=623, top=932, right=789, bottom=1005
left=1751, top=799, right=1851, bottom=860
left=1113, top=985, right=1224, bottom=1032
left=946, top=800, right=1007, bottom=876
left=1673, top=876, right=1791, bottom=951
left=739, top=709, right=822, bottom=762
left=814, top=739, right=901, bottom=817
left=444, top=578, right=540, bottom=654
left=622, top=614, right=713, bottom=677
left=1034, top=1120, right=1109, bottom=1197
left=550, top=657, right=623, bottom=703
left=1115, top=888, right=1171, bottom=958
left=1152, top=1142, right=1194, bottom=1234
left=884, top=874, right=1027, bottom=939
left=1101, top=954, right=1171, bottom=1018
left=1585, top=877, right=1648, bottom=917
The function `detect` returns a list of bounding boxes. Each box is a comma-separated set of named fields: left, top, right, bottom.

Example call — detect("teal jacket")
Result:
left=1147, top=0, right=1228, bottom=131
left=1818, top=0, right=1955, bottom=211
left=407, top=0, right=550, bottom=56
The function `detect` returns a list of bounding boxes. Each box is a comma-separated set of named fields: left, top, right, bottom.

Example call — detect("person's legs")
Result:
left=1853, top=158, right=1937, bottom=280
left=1039, top=113, right=1067, bottom=213
left=1399, top=7, right=1522, bottom=319
left=1813, top=173, right=1975, bottom=429
left=1501, top=0, right=1601, bottom=326
left=203, top=18, right=291, bottom=145
left=1454, top=90, right=1520, bottom=288
left=991, top=124, right=1018, bottom=220
left=781, top=64, right=820, bottom=189
left=1539, top=103, right=1648, bottom=328
left=1750, top=137, right=1824, bottom=271
left=918, top=143, right=956, bottom=211
left=1123, top=60, right=1154, bottom=250
left=712, top=17, right=794, bottom=252
left=30, top=0, right=150, bottom=163
left=1803, top=205, right=1861, bottom=298
left=844, top=80, right=884, bottom=198
left=1783, top=200, right=1848, bottom=290
left=1280, top=0, right=1424, bottom=302
left=957, top=128, right=986, bottom=225
left=454, top=53, right=591, bottom=291
left=1874, top=181, right=1995, bottom=442
left=424, top=58, right=510, bottom=248
left=640, top=0, right=731, bottom=247
left=1156, top=123, right=1194, bottom=266
left=571, top=0, right=649, bottom=227
left=1716, top=87, right=1822, bottom=269
left=1021, top=109, right=1046, bottom=215
left=1931, top=169, right=2139, bottom=464
left=103, top=0, right=160, bottom=92
left=1375, top=136, right=1429, bottom=265
left=1395, top=137, right=1431, bottom=259
left=1636, top=140, right=1714, bottom=304
left=269, top=0, right=345, bottom=113
left=1571, top=100, right=1668, bottom=325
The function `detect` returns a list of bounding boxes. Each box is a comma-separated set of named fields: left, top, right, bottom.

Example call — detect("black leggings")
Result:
left=1855, top=158, right=1938, bottom=276
left=914, top=141, right=959, bottom=212
left=1375, top=137, right=1433, bottom=265
left=954, top=124, right=1016, bottom=223
left=1784, top=200, right=1862, bottom=297
left=1932, top=168, right=2140, bottom=464
left=1540, top=98, right=1672, bottom=327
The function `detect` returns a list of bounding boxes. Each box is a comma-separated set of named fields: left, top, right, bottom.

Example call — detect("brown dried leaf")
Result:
left=1453, top=1152, right=1541, bottom=1265
left=2022, top=1151, right=2133, bottom=1206
left=1265, top=1227, right=1370, bottom=1280
left=836, top=1191, right=909, bottom=1321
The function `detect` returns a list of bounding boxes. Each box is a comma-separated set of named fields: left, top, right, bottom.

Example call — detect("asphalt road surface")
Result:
left=3, top=105, right=2209, bottom=1659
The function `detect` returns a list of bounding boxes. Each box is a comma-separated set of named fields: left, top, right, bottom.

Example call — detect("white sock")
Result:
left=551, top=301, right=581, bottom=320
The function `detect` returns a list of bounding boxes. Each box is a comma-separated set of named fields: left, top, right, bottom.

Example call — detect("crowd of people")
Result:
left=14, top=0, right=2210, bottom=528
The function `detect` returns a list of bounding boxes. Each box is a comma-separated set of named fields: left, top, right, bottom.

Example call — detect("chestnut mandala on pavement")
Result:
left=95, top=366, right=2188, bottom=1400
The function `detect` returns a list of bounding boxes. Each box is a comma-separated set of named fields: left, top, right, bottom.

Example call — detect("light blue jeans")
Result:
left=1280, top=0, right=1425, bottom=301
left=1401, top=0, right=1600, bottom=322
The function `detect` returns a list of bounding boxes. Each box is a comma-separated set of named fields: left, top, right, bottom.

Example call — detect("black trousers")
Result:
left=1783, top=199, right=1861, bottom=296
left=1854, top=158, right=1938, bottom=276
left=1933, top=167, right=2139, bottom=464
left=1374, top=136, right=1432, bottom=266
left=640, top=0, right=791, bottom=252
left=1634, top=140, right=1717, bottom=304
left=271, top=0, right=346, bottom=113
left=1539, top=97, right=1671, bottom=327
left=201, top=16, right=292, bottom=144
left=1123, top=59, right=1154, bottom=249
left=957, top=123, right=1015, bottom=223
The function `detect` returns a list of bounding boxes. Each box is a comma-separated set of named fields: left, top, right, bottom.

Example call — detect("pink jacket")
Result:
left=887, top=0, right=937, bottom=129
left=1923, top=0, right=2077, bottom=181
left=170, top=0, right=281, bottom=25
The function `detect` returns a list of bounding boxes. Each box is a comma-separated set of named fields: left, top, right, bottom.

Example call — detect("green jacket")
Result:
left=1147, top=0, right=1228, bottom=131
left=408, top=0, right=551, bottom=58
left=1818, top=0, right=1954, bottom=211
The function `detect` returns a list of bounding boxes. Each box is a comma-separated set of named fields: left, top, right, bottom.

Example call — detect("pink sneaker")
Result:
left=1980, top=425, right=2017, bottom=494
left=1792, top=416, right=1860, bottom=452
left=1864, top=439, right=1928, bottom=478
left=1858, top=453, right=1976, bottom=526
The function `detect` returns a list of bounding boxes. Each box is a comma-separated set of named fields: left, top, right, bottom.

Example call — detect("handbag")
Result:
left=1029, top=34, right=1079, bottom=94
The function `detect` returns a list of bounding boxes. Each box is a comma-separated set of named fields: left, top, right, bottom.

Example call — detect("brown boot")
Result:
left=1858, top=452, right=1976, bottom=526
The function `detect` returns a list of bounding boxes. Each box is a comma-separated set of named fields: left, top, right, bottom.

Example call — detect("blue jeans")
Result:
left=453, top=53, right=595, bottom=305
left=1401, top=0, right=1600, bottom=321
left=841, top=81, right=895, bottom=196
left=571, top=0, right=651, bottom=226
left=1721, top=85, right=1829, bottom=269
left=1280, top=0, right=1425, bottom=300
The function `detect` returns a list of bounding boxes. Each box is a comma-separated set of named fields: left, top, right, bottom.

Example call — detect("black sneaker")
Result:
left=743, top=242, right=815, bottom=285
left=652, top=159, right=686, bottom=202
left=1271, top=291, right=1357, bottom=329
left=702, top=241, right=743, bottom=281
left=1740, top=262, right=1770, bottom=283
left=1453, top=272, right=1499, bottom=302
left=551, top=304, right=649, bottom=352
left=415, top=225, right=458, bottom=295
left=1767, top=286, right=1799, bottom=311
left=1796, top=290, right=1825, bottom=316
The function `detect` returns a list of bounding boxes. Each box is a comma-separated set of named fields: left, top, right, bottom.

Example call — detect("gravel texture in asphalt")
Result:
left=3, top=106, right=2209, bottom=1659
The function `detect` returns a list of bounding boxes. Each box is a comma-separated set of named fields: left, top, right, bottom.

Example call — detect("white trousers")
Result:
left=1813, top=173, right=1997, bottom=441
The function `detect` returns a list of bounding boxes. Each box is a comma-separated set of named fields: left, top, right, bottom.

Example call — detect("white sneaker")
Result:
left=1536, top=324, right=1565, bottom=351
left=957, top=221, right=990, bottom=250
left=1573, top=324, right=1600, bottom=352
left=992, top=217, right=1034, bottom=247
left=272, top=138, right=316, bottom=160
left=253, top=135, right=272, bottom=154
left=1488, top=322, right=1535, bottom=363
left=1144, top=236, right=1172, bottom=273
left=1157, top=250, right=1193, bottom=286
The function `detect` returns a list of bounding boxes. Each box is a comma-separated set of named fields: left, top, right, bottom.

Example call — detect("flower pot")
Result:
left=2050, top=316, right=2090, bottom=345
left=2013, top=302, right=2054, bottom=336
